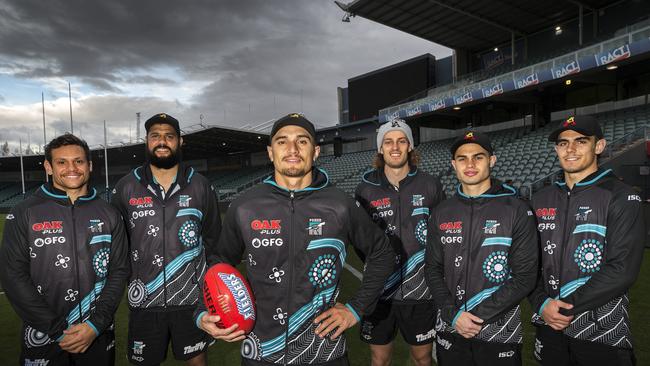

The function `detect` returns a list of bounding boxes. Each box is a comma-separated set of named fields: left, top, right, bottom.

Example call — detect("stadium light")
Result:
left=453, top=106, right=461, bottom=111
left=606, top=64, right=618, bottom=70
left=555, top=26, right=562, bottom=35
left=565, top=79, right=572, bottom=86
left=494, top=47, right=499, bottom=52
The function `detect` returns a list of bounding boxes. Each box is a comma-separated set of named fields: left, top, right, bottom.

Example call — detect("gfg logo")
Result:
left=132, top=210, right=155, bottom=220
left=251, top=237, right=283, bottom=248
left=33, top=236, right=66, bottom=247
left=538, top=223, right=555, bottom=231
left=440, top=236, right=463, bottom=244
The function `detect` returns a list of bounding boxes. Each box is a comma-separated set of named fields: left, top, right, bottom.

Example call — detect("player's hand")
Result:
left=541, top=299, right=574, bottom=330
left=314, top=303, right=358, bottom=340
left=454, top=312, right=483, bottom=339
left=199, top=313, right=246, bottom=342
left=59, top=323, right=97, bottom=353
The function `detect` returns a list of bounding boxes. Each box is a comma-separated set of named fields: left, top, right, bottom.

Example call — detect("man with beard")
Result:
left=1, top=134, right=129, bottom=365
left=111, top=113, right=221, bottom=366
left=196, top=113, right=395, bottom=365
left=355, top=119, right=445, bottom=366
left=425, top=131, right=538, bottom=365
left=529, top=116, right=644, bottom=365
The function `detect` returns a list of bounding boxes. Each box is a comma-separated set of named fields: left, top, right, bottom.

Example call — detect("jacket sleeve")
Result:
left=527, top=269, right=550, bottom=316
left=424, top=212, right=457, bottom=325
left=194, top=200, right=245, bottom=325
left=429, top=176, right=447, bottom=209
left=201, top=181, right=222, bottom=260
left=345, top=198, right=395, bottom=319
left=88, top=209, right=130, bottom=334
left=0, top=207, right=68, bottom=340
left=353, top=184, right=372, bottom=263
left=560, top=189, right=645, bottom=315
left=109, top=181, right=127, bottom=219
left=470, top=203, right=539, bottom=323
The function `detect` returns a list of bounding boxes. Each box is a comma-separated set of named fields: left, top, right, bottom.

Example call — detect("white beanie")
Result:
left=376, top=119, right=414, bottom=152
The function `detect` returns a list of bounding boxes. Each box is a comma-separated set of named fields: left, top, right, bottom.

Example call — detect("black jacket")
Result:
left=355, top=167, right=445, bottom=302
left=529, top=169, right=645, bottom=348
left=111, top=164, right=221, bottom=310
left=0, top=183, right=129, bottom=345
left=196, top=168, right=394, bottom=364
left=425, top=180, right=538, bottom=344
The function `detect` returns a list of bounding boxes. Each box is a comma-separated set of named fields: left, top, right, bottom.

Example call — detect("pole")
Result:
left=104, top=120, right=109, bottom=200
left=19, top=138, right=25, bottom=196
left=578, top=5, right=584, bottom=46
left=69, top=82, right=74, bottom=134
left=42, top=92, right=48, bottom=182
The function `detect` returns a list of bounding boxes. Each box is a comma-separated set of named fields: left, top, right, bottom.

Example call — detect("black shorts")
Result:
left=359, top=301, right=436, bottom=346
left=20, top=324, right=115, bottom=366
left=241, top=355, right=349, bottom=366
left=534, top=325, right=636, bottom=366
left=127, top=308, right=213, bottom=365
left=435, top=331, right=521, bottom=366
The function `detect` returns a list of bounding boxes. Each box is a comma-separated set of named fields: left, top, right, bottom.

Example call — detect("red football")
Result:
left=203, top=263, right=256, bottom=334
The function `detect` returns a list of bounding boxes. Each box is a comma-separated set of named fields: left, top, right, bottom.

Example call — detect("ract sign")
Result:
left=516, top=73, right=539, bottom=89
left=482, top=83, right=504, bottom=98
left=430, top=99, right=446, bottom=111
left=596, top=44, right=630, bottom=66
left=553, top=60, right=580, bottom=79
left=454, top=92, right=473, bottom=105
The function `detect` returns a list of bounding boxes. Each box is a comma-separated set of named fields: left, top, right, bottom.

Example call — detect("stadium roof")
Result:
left=336, top=0, right=618, bottom=51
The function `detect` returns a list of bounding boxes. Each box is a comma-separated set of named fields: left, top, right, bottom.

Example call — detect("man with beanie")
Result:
left=1, top=134, right=129, bottom=365
left=111, top=113, right=222, bottom=366
left=197, top=113, right=395, bottom=365
left=529, top=115, right=644, bottom=365
left=355, top=118, right=445, bottom=366
left=425, top=131, right=538, bottom=365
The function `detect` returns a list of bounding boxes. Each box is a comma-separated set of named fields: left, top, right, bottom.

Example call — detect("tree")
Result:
left=0, top=141, right=8, bottom=156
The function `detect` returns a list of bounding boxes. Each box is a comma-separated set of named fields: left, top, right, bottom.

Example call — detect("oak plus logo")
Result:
left=128, top=196, right=153, bottom=208
left=439, top=221, right=462, bottom=234
left=32, top=221, right=63, bottom=234
left=250, top=219, right=281, bottom=235
left=535, top=207, right=556, bottom=221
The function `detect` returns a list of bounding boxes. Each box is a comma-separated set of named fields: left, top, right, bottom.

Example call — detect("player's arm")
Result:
left=201, top=180, right=222, bottom=260
left=353, top=184, right=373, bottom=263
left=424, top=213, right=457, bottom=325
left=0, top=208, right=68, bottom=340
left=470, top=204, right=539, bottom=322
left=560, top=189, right=645, bottom=315
left=314, top=197, right=394, bottom=340
left=87, top=210, right=130, bottom=336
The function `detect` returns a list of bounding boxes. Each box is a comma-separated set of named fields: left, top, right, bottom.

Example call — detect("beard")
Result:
left=147, top=145, right=181, bottom=169
left=279, top=166, right=310, bottom=177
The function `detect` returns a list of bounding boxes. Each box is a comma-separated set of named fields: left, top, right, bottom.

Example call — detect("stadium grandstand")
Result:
left=1, top=0, right=650, bottom=211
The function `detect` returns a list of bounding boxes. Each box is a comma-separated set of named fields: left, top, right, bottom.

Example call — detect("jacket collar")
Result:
left=263, top=167, right=329, bottom=195
left=554, top=168, right=612, bottom=192
left=37, top=181, right=97, bottom=206
left=133, top=163, right=195, bottom=190
left=361, top=165, right=418, bottom=188
left=456, top=178, right=516, bottom=202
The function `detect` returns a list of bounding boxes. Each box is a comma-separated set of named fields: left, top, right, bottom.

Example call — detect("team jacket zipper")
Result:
left=283, top=191, right=296, bottom=366
left=70, top=204, right=83, bottom=324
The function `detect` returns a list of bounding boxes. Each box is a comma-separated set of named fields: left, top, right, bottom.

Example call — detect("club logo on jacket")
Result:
left=88, top=219, right=104, bottom=233
left=178, top=194, right=192, bottom=207
left=307, top=218, right=324, bottom=236
left=251, top=219, right=281, bottom=235
left=412, top=194, right=424, bottom=207
left=535, top=208, right=556, bottom=220
left=32, top=221, right=63, bottom=234
left=129, top=196, right=153, bottom=208
left=483, top=220, right=500, bottom=234
left=575, top=206, right=592, bottom=221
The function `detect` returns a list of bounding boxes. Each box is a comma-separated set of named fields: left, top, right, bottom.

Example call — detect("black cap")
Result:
left=144, top=113, right=181, bottom=136
left=548, top=115, right=604, bottom=142
left=450, top=131, right=494, bottom=157
left=268, top=113, right=317, bottom=145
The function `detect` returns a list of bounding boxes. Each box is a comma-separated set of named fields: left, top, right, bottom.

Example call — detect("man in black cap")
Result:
left=196, top=113, right=395, bottom=365
left=529, top=115, right=644, bottom=365
left=111, top=113, right=222, bottom=366
left=425, top=131, right=538, bottom=365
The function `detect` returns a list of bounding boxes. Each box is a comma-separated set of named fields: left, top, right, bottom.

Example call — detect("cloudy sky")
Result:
left=0, top=0, right=450, bottom=152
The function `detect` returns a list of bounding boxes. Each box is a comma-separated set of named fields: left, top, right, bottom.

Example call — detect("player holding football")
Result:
left=111, top=113, right=222, bottom=366
left=355, top=119, right=445, bottom=366
left=529, top=115, right=645, bottom=365
left=197, top=113, right=395, bottom=365
left=0, top=134, right=129, bottom=365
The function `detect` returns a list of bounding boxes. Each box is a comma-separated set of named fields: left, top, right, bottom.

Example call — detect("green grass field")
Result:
left=0, top=216, right=648, bottom=365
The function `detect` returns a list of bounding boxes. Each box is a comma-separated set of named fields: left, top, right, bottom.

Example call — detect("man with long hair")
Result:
left=355, top=119, right=445, bottom=366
